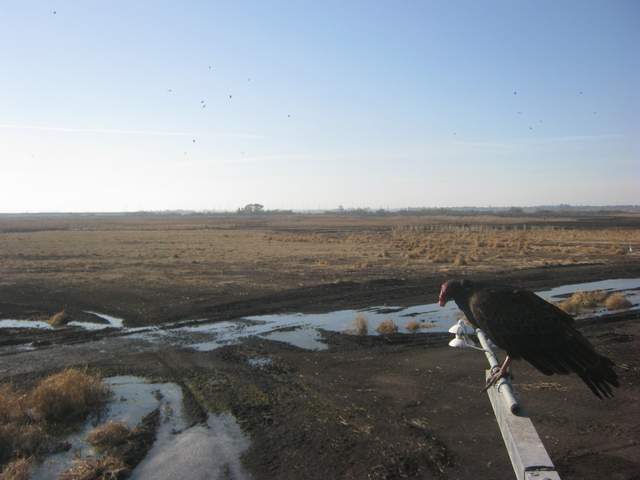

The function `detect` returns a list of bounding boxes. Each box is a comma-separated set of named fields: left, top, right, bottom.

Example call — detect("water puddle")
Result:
left=85, top=311, right=125, bottom=328
left=132, top=412, right=251, bottom=480
left=0, top=319, right=53, bottom=330
left=31, top=375, right=251, bottom=480
left=247, top=356, right=273, bottom=369
left=539, top=278, right=640, bottom=315
left=128, top=278, right=640, bottom=352
left=0, top=311, right=125, bottom=332
left=5, top=279, right=639, bottom=354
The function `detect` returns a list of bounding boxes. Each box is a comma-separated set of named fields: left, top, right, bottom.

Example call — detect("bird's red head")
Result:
left=438, top=281, right=450, bottom=307
left=438, top=279, right=471, bottom=307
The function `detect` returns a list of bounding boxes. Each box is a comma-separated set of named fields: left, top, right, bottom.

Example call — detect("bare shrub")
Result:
left=48, top=309, right=70, bottom=327
left=558, top=290, right=608, bottom=314
left=351, top=314, right=368, bottom=335
left=604, top=293, right=632, bottom=311
left=404, top=319, right=421, bottom=332
left=376, top=319, right=398, bottom=335
left=29, top=369, right=111, bottom=423
left=453, top=254, right=467, bottom=266
left=0, top=385, right=28, bottom=424
left=86, top=422, right=131, bottom=452
left=0, top=424, right=49, bottom=465
left=610, top=244, right=627, bottom=255
left=58, top=455, right=129, bottom=480
left=0, top=457, right=31, bottom=480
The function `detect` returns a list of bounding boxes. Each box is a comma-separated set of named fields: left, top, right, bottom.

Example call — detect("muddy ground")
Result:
left=1, top=214, right=639, bottom=479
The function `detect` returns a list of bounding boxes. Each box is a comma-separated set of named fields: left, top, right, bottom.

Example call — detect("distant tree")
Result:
left=237, top=203, right=265, bottom=214
left=507, top=207, right=524, bottom=215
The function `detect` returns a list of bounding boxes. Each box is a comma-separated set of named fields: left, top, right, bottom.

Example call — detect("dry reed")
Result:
left=376, top=319, right=398, bottom=335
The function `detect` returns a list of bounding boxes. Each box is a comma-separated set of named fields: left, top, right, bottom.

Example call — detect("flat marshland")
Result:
left=1, top=212, right=639, bottom=324
left=1, top=212, right=639, bottom=479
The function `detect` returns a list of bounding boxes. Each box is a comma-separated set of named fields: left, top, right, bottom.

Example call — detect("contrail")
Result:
left=0, top=124, right=265, bottom=139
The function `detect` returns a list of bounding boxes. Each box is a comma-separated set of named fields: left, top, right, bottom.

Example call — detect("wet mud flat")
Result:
left=1, top=312, right=638, bottom=480
left=1, top=267, right=639, bottom=479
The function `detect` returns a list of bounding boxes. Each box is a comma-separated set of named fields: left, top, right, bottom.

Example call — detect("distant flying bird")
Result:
left=439, top=279, right=619, bottom=398
left=529, top=126, right=533, bottom=130
left=229, top=94, right=233, bottom=99
left=579, top=91, right=583, bottom=95
left=192, top=139, right=196, bottom=143
left=52, top=10, right=57, bottom=15
left=513, top=91, right=517, bottom=95
left=167, top=89, right=173, bottom=93
left=517, top=111, right=522, bottom=115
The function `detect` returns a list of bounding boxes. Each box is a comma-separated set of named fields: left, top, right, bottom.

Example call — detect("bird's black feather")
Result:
left=450, top=281, right=619, bottom=398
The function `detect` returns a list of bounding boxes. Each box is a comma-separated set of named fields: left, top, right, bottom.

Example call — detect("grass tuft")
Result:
left=0, top=457, right=31, bottom=480
left=404, top=319, right=421, bottom=332
left=376, top=319, right=398, bottom=335
left=0, top=369, right=111, bottom=468
left=58, top=455, right=129, bottom=480
left=453, top=254, right=467, bottom=266
left=86, top=422, right=131, bottom=452
left=29, top=369, right=111, bottom=424
left=351, top=314, right=368, bottom=335
left=604, top=293, right=632, bottom=311
left=558, top=290, right=608, bottom=314
left=48, top=309, right=70, bottom=327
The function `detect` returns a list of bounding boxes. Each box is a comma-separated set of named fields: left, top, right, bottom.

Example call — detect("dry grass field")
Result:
left=1, top=215, right=639, bottom=291
left=1, top=212, right=639, bottom=324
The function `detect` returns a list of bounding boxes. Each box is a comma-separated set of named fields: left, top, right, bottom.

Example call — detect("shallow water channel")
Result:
left=128, top=277, right=640, bottom=352
left=31, top=376, right=251, bottom=480
left=2, top=278, right=639, bottom=353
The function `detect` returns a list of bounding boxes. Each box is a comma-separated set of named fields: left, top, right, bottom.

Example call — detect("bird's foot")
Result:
left=482, top=365, right=510, bottom=392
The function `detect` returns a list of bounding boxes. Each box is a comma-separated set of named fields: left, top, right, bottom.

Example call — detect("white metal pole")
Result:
left=476, top=328, right=520, bottom=414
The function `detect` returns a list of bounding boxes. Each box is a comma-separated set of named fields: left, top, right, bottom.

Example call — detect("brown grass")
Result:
left=453, top=254, right=467, bottom=266
left=86, top=422, right=131, bottom=452
left=48, top=309, right=70, bottom=327
left=0, top=215, right=638, bottom=323
left=404, top=319, right=421, bottom=332
left=604, top=293, right=632, bottom=311
left=558, top=290, right=608, bottom=314
left=0, top=369, right=111, bottom=470
left=0, top=424, right=49, bottom=464
left=58, top=455, right=129, bottom=480
left=29, top=369, right=111, bottom=423
left=376, top=319, right=398, bottom=335
left=0, top=385, right=28, bottom=425
left=351, top=314, right=368, bottom=335
left=0, top=457, right=31, bottom=480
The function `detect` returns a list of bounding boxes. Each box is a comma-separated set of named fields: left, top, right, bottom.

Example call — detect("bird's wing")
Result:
left=468, top=287, right=574, bottom=358
left=469, top=287, right=618, bottom=398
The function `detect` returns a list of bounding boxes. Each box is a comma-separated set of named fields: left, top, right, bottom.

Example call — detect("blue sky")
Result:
left=1, top=0, right=638, bottom=212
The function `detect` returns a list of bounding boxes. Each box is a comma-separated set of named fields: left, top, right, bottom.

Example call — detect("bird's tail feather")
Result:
left=524, top=344, right=619, bottom=399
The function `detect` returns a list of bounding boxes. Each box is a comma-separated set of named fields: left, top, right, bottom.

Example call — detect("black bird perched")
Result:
left=438, top=279, right=619, bottom=398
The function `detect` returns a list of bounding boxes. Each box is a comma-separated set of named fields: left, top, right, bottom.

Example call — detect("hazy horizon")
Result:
left=2, top=1, right=638, bottom=212
left=2, top=203, right=640, bottom=216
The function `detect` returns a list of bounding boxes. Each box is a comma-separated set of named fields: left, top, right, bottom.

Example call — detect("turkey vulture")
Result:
left=438, top=279, right=619, bottom=398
